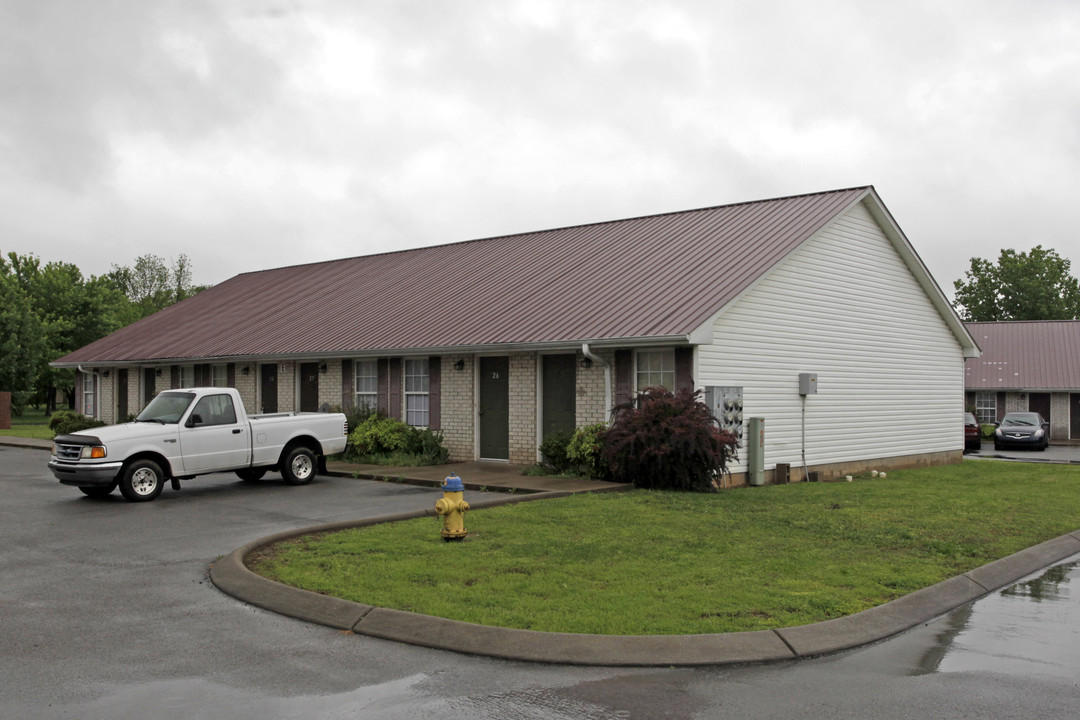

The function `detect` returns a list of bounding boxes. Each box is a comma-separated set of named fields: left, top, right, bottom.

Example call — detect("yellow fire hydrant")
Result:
left=435, top=473, right=469, bottom=541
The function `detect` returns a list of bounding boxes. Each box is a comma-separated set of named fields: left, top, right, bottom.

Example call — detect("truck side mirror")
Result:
left=186, top=414, right=203, bottom=428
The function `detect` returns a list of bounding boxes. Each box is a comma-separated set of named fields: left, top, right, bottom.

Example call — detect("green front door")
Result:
left=542, top=354, right=576, bottom=441
left=479, top=356, right=509, bottom=460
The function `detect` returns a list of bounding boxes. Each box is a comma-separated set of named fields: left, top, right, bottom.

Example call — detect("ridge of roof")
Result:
left=232, top=185, right=876, bottom=279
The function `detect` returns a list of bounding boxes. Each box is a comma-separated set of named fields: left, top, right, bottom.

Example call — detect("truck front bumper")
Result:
left=49, top=460, right=124, bottom=486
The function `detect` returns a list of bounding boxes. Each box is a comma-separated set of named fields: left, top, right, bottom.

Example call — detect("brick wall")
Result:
left=508, top=353, right=537, bottom=465
left=278, top=362, right=295, bottom=412
left=441, top=355, right=474, bottom=461
left=319, top=359, right=343, bottom=410
left=575, top=348, right=614, bottom=426
left=0, top=391, right=10, bottom=430
left=1005, top=392, right=1027, bottom=414
left=1051, top=392, right=1071, bottom=441
left=99, top=370, right=114, bottom=424
left=126, top=370, right=139, bottom=417
left=234, top=364, right=258, bottom=415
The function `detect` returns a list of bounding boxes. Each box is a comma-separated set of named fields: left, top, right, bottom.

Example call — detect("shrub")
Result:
left=601, top=386, right=738, bottom=491
left=567, top=423, right=610, bottom=479
left=348, top=415, right=417, bottom=455
left=539, top=431, right=574, bottom=473
left=980, top=423, right=996, bottom=439
left=414, top=427, right=450, bottom=465
left=49, top=410, right=106, bottom=437
left=345, top=413, right=448, bottom=465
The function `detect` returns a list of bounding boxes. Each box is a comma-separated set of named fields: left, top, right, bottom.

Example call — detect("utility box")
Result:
left=747, top=417, right=765, bottom=486
left=799, top=373, right=818, bottom=396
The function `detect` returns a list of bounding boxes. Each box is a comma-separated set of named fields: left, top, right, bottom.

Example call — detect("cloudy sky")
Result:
left=2, top=0, right=1077, bottom=299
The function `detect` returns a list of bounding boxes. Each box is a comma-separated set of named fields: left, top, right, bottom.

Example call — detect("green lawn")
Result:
left=0, top=409, right=53, bottom=440
left=249, top=459, right=1080, bottom=635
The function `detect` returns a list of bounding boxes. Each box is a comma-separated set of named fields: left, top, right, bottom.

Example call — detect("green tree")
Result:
left=953, top=246, right=1080, bottom=321
left=3, top=252, right=131, bottom=412
left=107, top=252, right=207, bottom=320
left=0, top=256, right=47, bottom=412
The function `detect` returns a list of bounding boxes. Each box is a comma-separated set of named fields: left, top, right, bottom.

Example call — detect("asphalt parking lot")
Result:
left=5, top=443, right=1080, bottom=719
left=967, top=440, right=1080, bottom=464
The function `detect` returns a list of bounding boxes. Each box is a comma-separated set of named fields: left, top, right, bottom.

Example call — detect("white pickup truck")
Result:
left=48, top=387, right=348, bottom=502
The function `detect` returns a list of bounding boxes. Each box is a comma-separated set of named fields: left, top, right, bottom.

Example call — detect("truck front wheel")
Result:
left=281, top=447, right=316, bottom=486
left=79, top=481, right=118, bottom=499
left=119, top=459, right=165, bottom=502
left=236, top=468, right=267, bottom=482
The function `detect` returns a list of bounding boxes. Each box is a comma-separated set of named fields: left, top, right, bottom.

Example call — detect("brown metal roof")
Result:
left=964, top=321, right=1080, bottom=391
left=56, top=187, right=877, bottom=365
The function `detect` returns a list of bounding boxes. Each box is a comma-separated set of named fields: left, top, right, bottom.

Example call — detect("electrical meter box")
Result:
left=704, top=386, right=744, bottom=445
left=799, top=373, right=818, bottom=396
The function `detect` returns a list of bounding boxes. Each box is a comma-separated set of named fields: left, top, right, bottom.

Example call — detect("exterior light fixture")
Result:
left=102, top=370, right=110, bottom=378
left=241, top=366, right=250, bottom=376
left=319, top=363, right=328, bottom=374
left=580, top=357, right=593, bottom=369
left=454, top=359, right=465, bottom=371
left=155, top=369, right=162, bottom=378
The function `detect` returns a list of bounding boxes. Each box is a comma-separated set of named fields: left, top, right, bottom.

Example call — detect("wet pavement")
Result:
left=5, top=444, right=1080, bottom=718
left=967, top=439, right=1080, bottom=464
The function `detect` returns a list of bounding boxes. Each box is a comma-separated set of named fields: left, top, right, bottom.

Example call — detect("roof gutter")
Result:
left=581, top=343, right=613, bottom=423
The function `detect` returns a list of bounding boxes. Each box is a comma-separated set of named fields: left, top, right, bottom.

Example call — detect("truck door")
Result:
left=179, top=393, right=251, bottom=473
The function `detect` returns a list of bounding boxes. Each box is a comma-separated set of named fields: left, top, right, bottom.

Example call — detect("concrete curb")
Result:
left=210, top=516, right=1080, bottom=667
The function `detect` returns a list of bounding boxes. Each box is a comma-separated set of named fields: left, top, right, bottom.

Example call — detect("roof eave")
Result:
left=48, top=335, right=696, bottom=368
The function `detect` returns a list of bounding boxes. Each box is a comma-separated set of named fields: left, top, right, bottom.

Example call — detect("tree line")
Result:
left=0, top=252, right=208, bottom=415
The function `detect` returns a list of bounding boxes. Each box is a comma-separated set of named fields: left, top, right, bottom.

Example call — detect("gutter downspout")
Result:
left=581, top=343, right=613, bottom=423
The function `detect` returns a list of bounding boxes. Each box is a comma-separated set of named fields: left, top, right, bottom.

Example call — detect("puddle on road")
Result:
left=916, top=555, right=1080, bottom=679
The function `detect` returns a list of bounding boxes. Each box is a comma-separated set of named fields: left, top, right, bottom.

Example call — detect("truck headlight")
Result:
left=80, top=446, right=107, bottom=459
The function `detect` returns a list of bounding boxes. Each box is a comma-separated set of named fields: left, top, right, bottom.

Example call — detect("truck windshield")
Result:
left=136, top=392, right=196, bottom=424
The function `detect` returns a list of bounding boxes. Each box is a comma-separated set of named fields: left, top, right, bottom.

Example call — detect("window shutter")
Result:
left=997, top=391, right=1007, bottom=422
left=171, top=366, right=180, bottom=389
left=75, top=373, right=84, bottom=414
left=377, top=358, right=389, bottom=415
left=675, top=347, right=693, bottom=392
left=227, top=363, right=236, bottom=387
left=388, top=358, right=402, bottom=420
left=341, top=359, right=354, bottom=410
left=614, top=349, right=633, bottom=407
left=429, top=356, right=441, bottom=430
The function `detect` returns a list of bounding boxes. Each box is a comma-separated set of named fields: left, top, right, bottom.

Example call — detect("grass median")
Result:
left=248, top=459, right=1080, bottom=635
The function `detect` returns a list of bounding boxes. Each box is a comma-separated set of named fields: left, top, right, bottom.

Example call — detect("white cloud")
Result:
left=0, top=0, right=1077, bottom=293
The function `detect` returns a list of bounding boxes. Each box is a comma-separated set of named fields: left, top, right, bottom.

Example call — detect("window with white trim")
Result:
left=179, top=365, right=195, bottom=388
left=354, top=359, right=378, bottom=414
left=404, top=358, right=429, bottom=427
left=975, top=391, right=996, bottom=425
left=635, top=349, right=675, bottom=392
left=211, top=364, right=228, bottom=388
left=82, top=371, right=96, bottom=417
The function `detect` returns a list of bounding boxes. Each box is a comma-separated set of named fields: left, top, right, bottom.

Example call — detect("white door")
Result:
left=179, top=394, right=250, bottom=473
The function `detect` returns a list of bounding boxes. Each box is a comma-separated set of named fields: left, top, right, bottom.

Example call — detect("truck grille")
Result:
left=54, top=444, right=83, bottom=461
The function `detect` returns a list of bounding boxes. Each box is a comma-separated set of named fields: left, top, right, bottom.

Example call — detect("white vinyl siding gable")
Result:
left=697, top=200, right=964, bottom=472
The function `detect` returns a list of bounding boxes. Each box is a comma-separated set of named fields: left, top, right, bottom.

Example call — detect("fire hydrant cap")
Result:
left=443, top=473, right=464, bottom=492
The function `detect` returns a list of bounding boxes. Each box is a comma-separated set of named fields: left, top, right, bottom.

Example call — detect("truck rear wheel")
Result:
left=281, top=446, right=316, bottom=486
left=119, top=459, right=165, bottom=502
